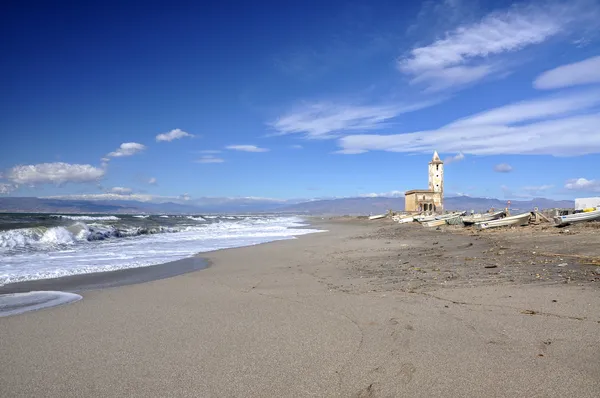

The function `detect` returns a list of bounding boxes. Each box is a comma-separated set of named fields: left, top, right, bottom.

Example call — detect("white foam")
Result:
left=50, top=215, right=121, bottom=221
left=0, top=216, right=323, bottom=285
left=0, top=291, right=82, bottom=317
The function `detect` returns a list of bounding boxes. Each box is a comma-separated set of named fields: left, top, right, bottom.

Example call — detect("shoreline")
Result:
left=1, top=218, right=599, bottom=397
left=0, top=216, right=325, bottom=296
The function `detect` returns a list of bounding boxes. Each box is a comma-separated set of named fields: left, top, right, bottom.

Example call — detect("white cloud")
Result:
left=398, top=1, right=596, bottom=91
left=564, top=178, right=600, bottom=192
left=270, top=100, right=440, bottom=139
left=156, top=128, right=194, bottom=142
left=360, top=190, right=404, bottom=198
left=534, top=55, right=600, bottom=90
left=410, top=65, right=493, bottom=92
left=226, top=145, right=269, bottom=152
left=45, top=193, right=155, bottom=202
left=148, top=177, right=157, bottom=185
left=447, top=90, right=600, bottom=127
left=290, top=144, right=303, bottom=149
left=109, top=187, right=133, bottom=195
left=522, top=184, right=554, bottom=194
left=494, top=163, right=513, bottom=173
left=337, top=90, right=600, bottom=156
left=444, top=152, right=465, bottom=164
left=7, top=162, right=105, bottom=185
left=0, top=183, right=16, bottom=194
left=107, top=142, right=146, bottom=158
left=179, top=193, right=191, bottom=201
left=195, top=155, right=225, bottom=163
left=198, top=150, right=222, bottom=154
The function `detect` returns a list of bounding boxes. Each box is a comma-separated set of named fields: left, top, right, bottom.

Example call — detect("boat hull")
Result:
left=462, top=211, right=505, bottom=226
left=476, top=212, right=531, bottom=229
left=554, top=208, right=600, bottom=226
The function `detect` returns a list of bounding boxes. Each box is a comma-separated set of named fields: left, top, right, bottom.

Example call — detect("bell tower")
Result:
left=428, top=151, right=444, bottom=208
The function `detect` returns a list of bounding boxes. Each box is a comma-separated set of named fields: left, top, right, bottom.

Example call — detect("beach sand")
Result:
left=1, top=218, right=599, bottom=397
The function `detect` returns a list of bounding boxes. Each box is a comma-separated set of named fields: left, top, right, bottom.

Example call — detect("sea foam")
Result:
left=0, top=291, right=82, bottom=317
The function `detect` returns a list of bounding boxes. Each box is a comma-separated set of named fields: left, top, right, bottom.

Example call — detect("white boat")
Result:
left=397, top=216, right=414, bottom=224
left=462, top=210, right=506, bottom=226
left=421, top=212, right=464, bottom=227
left=414, top=214, right=437, bottom=222
left=368, top=214, right=387, bottom=220
left=554, top=208, right=600, bottom=226
left=476, top=212, right=531, bottom=229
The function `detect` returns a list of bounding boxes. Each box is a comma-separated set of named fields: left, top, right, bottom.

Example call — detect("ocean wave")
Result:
left=186, top=216, right=206, bottom=221
left=50, top=215, right=121, bottom=221
left=0, top=222, right=180, bottom=250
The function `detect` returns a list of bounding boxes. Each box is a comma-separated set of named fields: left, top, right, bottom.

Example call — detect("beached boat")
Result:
left=368, top=214, right=387, bottom=220
left=476, top=212, right=531, bottom=229
left=421, top=212, right=464, bottom=227
left=414, top=214, right=437, bottom=222
left=421, top=219, right=447, bottom=227
left=397, top=216, right=414, bottom=224
left=462, top=210, right=506, bottom=226
left=554, top=208, right=600, bottom=226
left=445, top=214, right=465, bottom=225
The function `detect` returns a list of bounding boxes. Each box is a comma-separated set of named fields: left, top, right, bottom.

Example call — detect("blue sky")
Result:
left=2, top=0, right=600, bottom=203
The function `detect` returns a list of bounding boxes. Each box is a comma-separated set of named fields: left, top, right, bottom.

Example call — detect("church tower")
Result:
left=428, top=151, right=444, bottom=208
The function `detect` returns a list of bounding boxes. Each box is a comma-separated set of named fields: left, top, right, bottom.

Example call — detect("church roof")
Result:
left=430, top=150, right=443, bottom=164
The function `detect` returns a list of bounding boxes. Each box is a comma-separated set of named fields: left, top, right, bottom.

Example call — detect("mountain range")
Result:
left=0, top=196, right=574, bottom=215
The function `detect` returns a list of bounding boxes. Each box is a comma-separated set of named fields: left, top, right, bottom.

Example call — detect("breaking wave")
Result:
left=0, top=222, right=179, bottom=250
left=50, top=215, right=121, bottom=221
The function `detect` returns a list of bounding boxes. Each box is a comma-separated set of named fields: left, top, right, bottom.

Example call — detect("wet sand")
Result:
left=1, top=218, right=599, bottom=397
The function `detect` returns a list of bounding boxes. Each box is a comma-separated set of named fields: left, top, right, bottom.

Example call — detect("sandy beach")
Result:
left=1, top=218, right=599, bottom=397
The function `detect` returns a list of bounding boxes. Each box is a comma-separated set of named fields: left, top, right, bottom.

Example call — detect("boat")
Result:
left=368, top=214, right=387, bottom=220
left=445, top=214, right=465, bottom=225
left=414, top=214, right=437, bottom=222
left=462, top=210, right=506, bottom=226
left=476, top=212, right=531, bottom=229
left=421, top=212, right=464, bottom=227
left=397, top=216, right=415, bottom=224
left=554, top=208, right=600, bottom=226
left=421, top=219, right=447, bottom=227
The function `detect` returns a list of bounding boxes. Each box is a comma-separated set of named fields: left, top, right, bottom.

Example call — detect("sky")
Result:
left=2, top=0, right=600, bottom=204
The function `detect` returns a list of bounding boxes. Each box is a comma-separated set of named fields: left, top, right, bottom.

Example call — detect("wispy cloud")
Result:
left=522, top=185, right=554, bottom=194
left=337, top=90, right=600, bottom=156
left=226, top=145, right=269, bottom=152
left=494, top=163, right=513, bottom=173
left=290, top=144, right=303, bottom=149
left=198, top=150, right=222, bottom=154
left=534, top=55, right=600, bottom=90
left=7, top=162, right=105, bottom=185
left=109, top=187, right=133, bottom=195
left=195, top=155, right=225, bottom=163
left=156, top=128, right=194, bottom=142
left=444, top=152, right=465, bottom=164
left=0, top=183, right=16, bottom=194
left=447, top=90, right=600, bottom=127
left=46, top=193, right=155, bottom=202
left=398, top=1, right=598, bottom=91
left=270, top=100, right=441, bottom=139
left=107, top=142, right=146, bottom=158
left=359, top=190, right=404, bottom=198
left=148, top=177, right=157, bottom=185
left=565, top=177, right=600, bottom=192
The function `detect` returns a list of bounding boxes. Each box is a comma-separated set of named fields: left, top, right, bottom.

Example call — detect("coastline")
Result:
left=1, top=218, right=599, bottom=397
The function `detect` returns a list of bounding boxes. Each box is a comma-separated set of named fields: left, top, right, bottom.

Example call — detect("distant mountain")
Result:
left=0, top=196, right=574, bottom=215
left=277, top=196, right=574, bottom=215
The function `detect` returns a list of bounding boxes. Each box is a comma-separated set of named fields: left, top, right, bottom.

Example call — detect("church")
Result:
left=404, top=151, right=444, bottom=213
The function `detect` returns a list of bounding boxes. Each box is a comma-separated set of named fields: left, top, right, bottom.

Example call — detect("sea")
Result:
left=0, top=213, right=322, bottom=287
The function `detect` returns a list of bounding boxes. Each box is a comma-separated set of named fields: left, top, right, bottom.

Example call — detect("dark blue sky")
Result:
left=1, top=0, right=600, bottom=202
